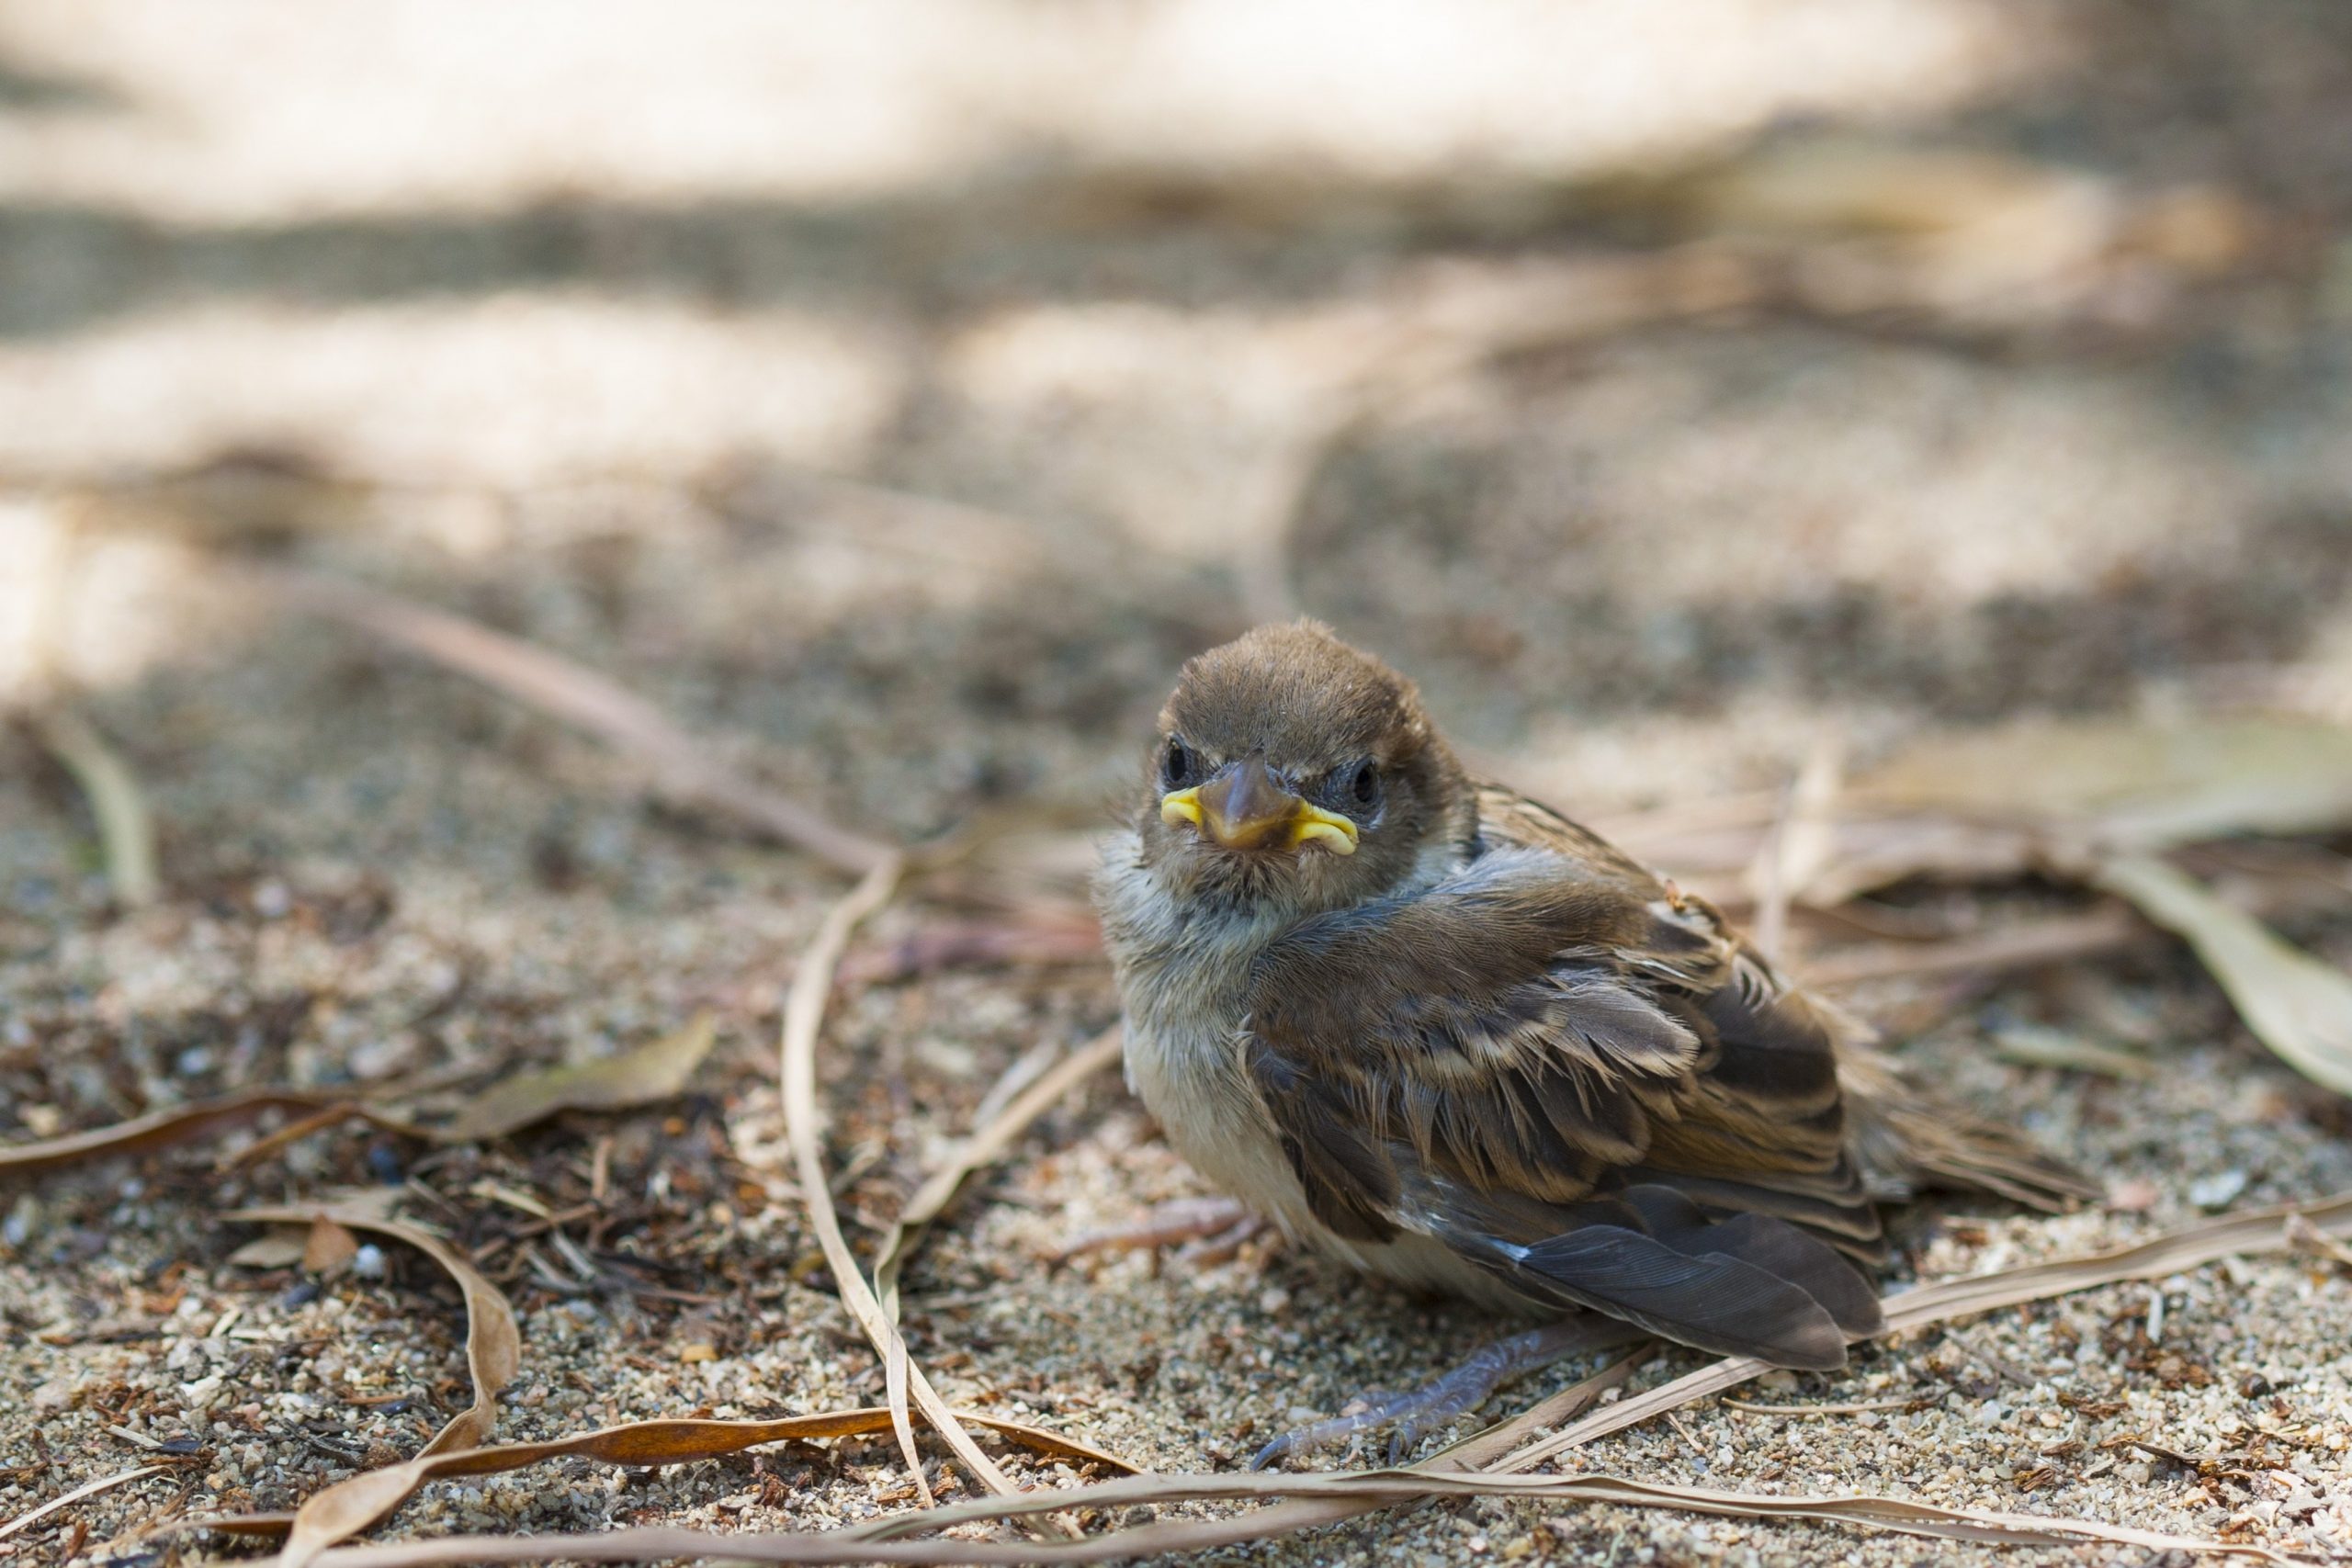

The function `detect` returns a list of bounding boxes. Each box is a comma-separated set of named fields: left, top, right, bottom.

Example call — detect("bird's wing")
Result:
left=1240, top=787, right=1886, bottom=1368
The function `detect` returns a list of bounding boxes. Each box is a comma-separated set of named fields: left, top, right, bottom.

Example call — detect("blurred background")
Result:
left=7, top=0, right=2352, bottom=876
left=8, top=5, right=2352, bottom=1555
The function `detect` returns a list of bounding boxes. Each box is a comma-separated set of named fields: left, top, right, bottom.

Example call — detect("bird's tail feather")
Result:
left=1839, top=1048, right=2102, bottom=1211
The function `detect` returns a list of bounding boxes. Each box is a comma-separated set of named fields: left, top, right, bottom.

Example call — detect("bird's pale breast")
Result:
left=1095, top=830, right=1530, bottom=1310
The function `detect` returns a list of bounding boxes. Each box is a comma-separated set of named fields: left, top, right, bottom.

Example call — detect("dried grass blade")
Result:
left=1541, top=1477, right=2286, bottom=1562
left=0, top=1463, right=170, bottom=1542
left=1419, top=1339, right=1647, bottom=1472
left=447, top=1013, right=718, bottom=1141
left=1487, top=1355, right=1772, bottom=1473
left=776, top=860, right=1052, bottom=1526
left=0, top=1089, right=341, bottom=1176
left=820, top=1444, right=2290, bottom=1562
left=869, top=1025, right=1134, bottom=1506
left=188, top=1406, right=1133, bottom=1546
left=292, top=1468, right=2282, bottom=1566
left=228, top=1202, right=523, bottom=1567
left=871, top=1026, right=1125, bottom=1323
left=255, top=566, right=896, bottom=875
left=2095, top=853, right=2352, bottom=1096
left=32, top=706, right=161, bottom=906
left=4, top=1020, right=715, bottom=1181
left=1883, top=1190, right=2352, bottom=1329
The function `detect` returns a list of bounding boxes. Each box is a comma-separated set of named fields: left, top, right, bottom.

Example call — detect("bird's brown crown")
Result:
left=1159, top=620, right=1436, bottom=778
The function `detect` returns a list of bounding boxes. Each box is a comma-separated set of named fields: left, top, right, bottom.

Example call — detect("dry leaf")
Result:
left=301, top=1217, right=362, bottom=1275
left=194, top=1406, right=1136, bottom=1547
left=2, top=1016, right=725, bottom=1185
left=228, top=1201, right=523, bottom=1568
left=228, top=1226, right=314, bottom=1269
left=1858, top=716, right=2352, bottom=851
left=446, top=1014, right=718, bottom=1142
left=2096, top=855, right=2352, bottom=1097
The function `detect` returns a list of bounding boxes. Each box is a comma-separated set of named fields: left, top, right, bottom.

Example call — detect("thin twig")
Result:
left=0, top=1464, right=170, bottom=1542
left=291, top=1467, right=2290, bottom=1566
left=1721, top=1396, right=1923, bottom=1417
left=252, top=565, right=896, bottom=875
left=775, top=857, right=1062, bottom=1530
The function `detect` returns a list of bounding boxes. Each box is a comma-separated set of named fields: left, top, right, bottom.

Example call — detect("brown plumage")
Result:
left=1096, top=620, right=2094, bottom=1372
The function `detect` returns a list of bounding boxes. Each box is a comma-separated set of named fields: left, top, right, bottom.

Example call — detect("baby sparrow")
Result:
left=1095, top=621, right=2091, bottom=1410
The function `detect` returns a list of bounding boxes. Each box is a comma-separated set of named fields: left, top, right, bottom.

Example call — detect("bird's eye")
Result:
left=1345, top=758, right=1381, bottom=807
left=1161, top=738, right=1193, bottom=789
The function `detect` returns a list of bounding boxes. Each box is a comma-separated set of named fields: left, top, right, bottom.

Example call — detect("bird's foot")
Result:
left=1056, top=1196, right=1266, bottom=1267
left=1248, top=1319, right=1628, bottom=1470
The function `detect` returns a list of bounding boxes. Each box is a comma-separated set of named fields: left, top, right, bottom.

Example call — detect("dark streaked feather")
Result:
left=1503, top=1227, right=1851, bottom=1369
left=1239, top=786, right=1911, bottom=1366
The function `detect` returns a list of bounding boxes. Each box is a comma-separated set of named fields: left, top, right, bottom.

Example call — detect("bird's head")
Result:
left=1136, top=621, right=1471, bottom=916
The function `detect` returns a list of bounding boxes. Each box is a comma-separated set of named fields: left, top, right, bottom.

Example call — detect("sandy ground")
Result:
left=6, top=4, right=2352, bottom=1563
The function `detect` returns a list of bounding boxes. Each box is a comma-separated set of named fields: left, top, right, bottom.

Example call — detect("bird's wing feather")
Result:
left=1240, top=785, right=1887, bottom=1366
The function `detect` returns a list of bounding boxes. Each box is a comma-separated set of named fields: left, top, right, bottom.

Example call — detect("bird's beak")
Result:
left=1160, top=757, right=1358, bottom=855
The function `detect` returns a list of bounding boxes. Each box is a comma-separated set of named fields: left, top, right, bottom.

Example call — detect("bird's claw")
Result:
left=1244, top=1322, right=1628, bottom=1470
left=1246, top=1378, right=1485, bottom=1470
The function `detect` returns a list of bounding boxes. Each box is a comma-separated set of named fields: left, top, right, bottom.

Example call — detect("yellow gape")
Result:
left=1159, top=764, right=1358, bottom=855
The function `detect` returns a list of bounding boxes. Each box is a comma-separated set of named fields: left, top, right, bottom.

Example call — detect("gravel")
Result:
left=6, top=4, right=2352, bottom=1563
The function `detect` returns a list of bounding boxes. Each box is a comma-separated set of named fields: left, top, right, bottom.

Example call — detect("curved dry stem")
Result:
left=870, top=1025, right=1125, bottom=1325
left=775, top=856, right=1069, bottom=1531
left=294, top=1466, right=2286, bottom=1567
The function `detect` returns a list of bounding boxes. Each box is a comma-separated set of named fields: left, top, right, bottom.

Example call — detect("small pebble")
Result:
left=2189, top=1170, right=2249, bottom=1210
left=352, top=1244, right=389, bottom=1280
